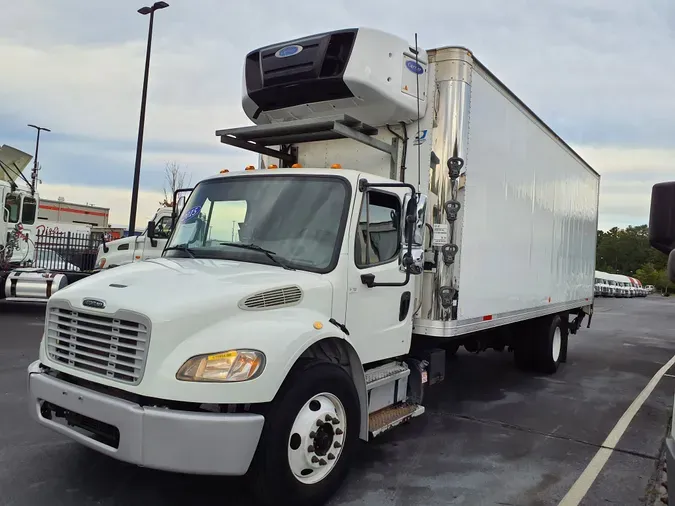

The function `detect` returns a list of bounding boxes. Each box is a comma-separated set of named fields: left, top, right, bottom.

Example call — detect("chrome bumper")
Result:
left=27, top=361, right=265, bottom=475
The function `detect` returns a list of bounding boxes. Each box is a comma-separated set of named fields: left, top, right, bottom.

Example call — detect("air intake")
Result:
left=240, top=286, right=303, bottom=310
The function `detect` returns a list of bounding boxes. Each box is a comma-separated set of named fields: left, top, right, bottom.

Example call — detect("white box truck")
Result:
left=27, top=27, right=599, bottom=506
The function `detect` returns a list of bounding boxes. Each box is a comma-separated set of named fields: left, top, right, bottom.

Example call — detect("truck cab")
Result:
left=95, top=207, right=174, bottom=269
left=1, top=181, right=38, bottom=266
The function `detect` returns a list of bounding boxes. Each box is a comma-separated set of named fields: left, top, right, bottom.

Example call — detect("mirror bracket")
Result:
left=357, top=181, right=428, bottom=288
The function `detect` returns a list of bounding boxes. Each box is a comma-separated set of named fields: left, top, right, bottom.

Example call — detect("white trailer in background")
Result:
left=27, top=28, right=599, bottom=506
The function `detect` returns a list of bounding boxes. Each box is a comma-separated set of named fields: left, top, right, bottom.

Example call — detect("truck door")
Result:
left=345, top=187, right=414, bottom=364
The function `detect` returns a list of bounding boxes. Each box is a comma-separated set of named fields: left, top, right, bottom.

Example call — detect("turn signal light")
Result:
left=220, top=169, right=229, bottom=174
left=291, top=163, right=303, bottom=168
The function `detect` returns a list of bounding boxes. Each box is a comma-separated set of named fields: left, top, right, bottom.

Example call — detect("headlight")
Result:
left=176, top=350, right=265, bottom=382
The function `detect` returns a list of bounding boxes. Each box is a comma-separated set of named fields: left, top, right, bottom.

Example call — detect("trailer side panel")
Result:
left=456, top=68, right=599, bottom=325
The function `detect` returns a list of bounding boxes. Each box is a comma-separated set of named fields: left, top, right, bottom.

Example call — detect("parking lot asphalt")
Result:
left=1, top=296, right=674, bottom=506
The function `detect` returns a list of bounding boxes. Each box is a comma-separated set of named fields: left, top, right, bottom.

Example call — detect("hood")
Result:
left=52, top=257, right=334, bottom=322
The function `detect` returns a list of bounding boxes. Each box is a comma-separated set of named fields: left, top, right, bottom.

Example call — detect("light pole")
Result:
left=27, top=124, right=51, bottom=194
left=128, top=1, right=169, bottom=235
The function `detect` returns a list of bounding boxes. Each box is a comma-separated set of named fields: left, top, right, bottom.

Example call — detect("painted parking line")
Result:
left=558, top=354, right=675, bottom=506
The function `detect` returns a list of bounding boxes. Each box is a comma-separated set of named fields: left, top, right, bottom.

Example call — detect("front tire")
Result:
left=249, top=359, right=360, bottom=506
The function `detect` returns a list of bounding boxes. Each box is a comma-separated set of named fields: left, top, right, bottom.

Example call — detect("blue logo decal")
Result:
left=183, top=205, right=202, bottom=222
left=275, top=44, right=303, bottom=58
left=405, top=60, right=424, bottom=75
left=413, top=129, right=428, bottom=146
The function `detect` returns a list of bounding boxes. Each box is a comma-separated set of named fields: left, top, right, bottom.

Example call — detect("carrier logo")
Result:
left=275, top=44, right=303, bottom=58
left=413, top=129, right=428, bottom=145
left=82, top=298, right=106, bottom=310
left=405, top=60, right=424, bottom=75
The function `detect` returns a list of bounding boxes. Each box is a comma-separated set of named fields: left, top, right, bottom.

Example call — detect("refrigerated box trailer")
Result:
left=27, top=27, right=599, bottom=506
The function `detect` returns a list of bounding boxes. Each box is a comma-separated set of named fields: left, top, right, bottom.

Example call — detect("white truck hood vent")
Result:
left=239, top=285, right=303, bottom=310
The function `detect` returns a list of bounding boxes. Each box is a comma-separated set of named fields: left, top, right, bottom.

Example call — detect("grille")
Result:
left=240, top=285, right=303, bottom=310
left=45, top=307, right=150, bottom=385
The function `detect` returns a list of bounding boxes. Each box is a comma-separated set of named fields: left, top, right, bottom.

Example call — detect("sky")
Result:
left=1, top=0, right=674, bottom=230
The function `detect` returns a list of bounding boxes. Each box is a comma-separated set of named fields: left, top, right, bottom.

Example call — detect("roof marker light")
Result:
left=291, top=163, right=303, bottom=168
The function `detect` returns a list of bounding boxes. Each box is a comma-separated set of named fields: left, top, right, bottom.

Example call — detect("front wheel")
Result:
left=249, top=359, right=360, bottom=506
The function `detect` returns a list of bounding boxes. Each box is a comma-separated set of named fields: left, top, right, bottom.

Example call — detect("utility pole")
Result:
left=27, top=124, right=51, bottom=194
left=128, top=1, right=169, bottom=235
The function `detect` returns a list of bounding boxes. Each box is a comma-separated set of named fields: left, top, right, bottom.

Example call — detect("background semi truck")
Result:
left=27, top=27, right=599, bottom=506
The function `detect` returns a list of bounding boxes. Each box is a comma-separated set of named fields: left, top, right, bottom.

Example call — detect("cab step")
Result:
left=365, top=362, right=410, bottom=414
left=369, top=403, right=425, bottom=438
left=365, top=362, right=409, bottom=390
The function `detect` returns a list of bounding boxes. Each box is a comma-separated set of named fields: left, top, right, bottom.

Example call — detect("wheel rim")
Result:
left=552, top=327, right=562, bottom=362
left=287, top=392, right=347, bottom=485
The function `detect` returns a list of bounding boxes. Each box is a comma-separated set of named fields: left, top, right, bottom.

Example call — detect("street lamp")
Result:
left=27, top=124, right=51, bottom=193
left=128, top=1, right=169, bottom=235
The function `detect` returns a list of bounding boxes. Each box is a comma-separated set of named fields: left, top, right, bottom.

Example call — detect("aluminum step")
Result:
left=365, top=362, right=409, bottom=390
left=369, top=403, right=425, bottom=438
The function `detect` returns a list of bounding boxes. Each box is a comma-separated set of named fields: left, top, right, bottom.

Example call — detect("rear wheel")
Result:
left=249, top=359, right=360, bottom=506
left=534, top=315, right=566, bottom=374
left=514, top=314, right=568, bottom=374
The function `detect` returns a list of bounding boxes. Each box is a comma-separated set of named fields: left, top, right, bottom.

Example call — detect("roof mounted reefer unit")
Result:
left=242, top=27, right=429, bottom=127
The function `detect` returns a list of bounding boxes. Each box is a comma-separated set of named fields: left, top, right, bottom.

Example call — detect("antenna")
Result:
left=414, top=32, right=421, bottom=192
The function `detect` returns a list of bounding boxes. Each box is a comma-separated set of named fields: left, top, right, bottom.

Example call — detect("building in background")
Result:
left=38, top=197, right=109, bottom=227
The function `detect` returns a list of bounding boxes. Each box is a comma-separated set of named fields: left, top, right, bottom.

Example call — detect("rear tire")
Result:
left=533, top=315, right=567, bottom=374
left=248, top=359, right=360, bottom=506
left=514, top=315, right=567, bottom=374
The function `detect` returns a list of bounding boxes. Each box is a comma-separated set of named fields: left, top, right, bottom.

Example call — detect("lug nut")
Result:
left=333, top=442, right=342, bottom=448
left=325, top=414, right=332, bottom=422
left=312, top=456, right=319, bottom=463
left=309, top=431, right=316, bottom=438
left=327, top=453, right=335, bottom=460
left=335, top=428, right=344, bottom=435
left=332, top=418, right=340, bottom=425
left=316, top=419, right=323, bottom=426
left=319, top=459, right=327, bottom=466
left=308, top=445, right=315, bottom=453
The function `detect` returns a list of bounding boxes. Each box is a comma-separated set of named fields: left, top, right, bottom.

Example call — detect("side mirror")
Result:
left=172, top=188, right=192, bottom=227
left=400, top=193, right=428, bottom=274
left=147, top=220, right=157, bottom=247
left=176, top=196, right=186, bottom=217
left=649, top=181, right=675, bottom=255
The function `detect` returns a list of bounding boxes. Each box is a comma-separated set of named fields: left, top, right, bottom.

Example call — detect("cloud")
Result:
left=1, top=0, right=674, bottom=231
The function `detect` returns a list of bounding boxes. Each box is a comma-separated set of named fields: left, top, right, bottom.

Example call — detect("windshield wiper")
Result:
left=219, top=242, right=295, bottom=270
left=164, top=244, right=196, bottom=258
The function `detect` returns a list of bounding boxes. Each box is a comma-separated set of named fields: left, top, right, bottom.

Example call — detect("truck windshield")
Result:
left=164, top=174, right=350, bottom=273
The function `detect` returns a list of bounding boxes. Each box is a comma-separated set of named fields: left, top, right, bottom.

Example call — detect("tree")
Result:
left=160, top=161, right=192, bottom=207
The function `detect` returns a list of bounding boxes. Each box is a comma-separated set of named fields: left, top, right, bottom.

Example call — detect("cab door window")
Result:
left=4, top=194, right=20, bottom=223
left=154, top=215, right=173, bottom=239
left=354, top=190, right=401, bottom=268
left=21, top=196, right=37, bottom=225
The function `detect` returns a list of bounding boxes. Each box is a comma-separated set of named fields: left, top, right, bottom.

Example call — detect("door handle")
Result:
left=399, top=291, right=411, bottom=321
